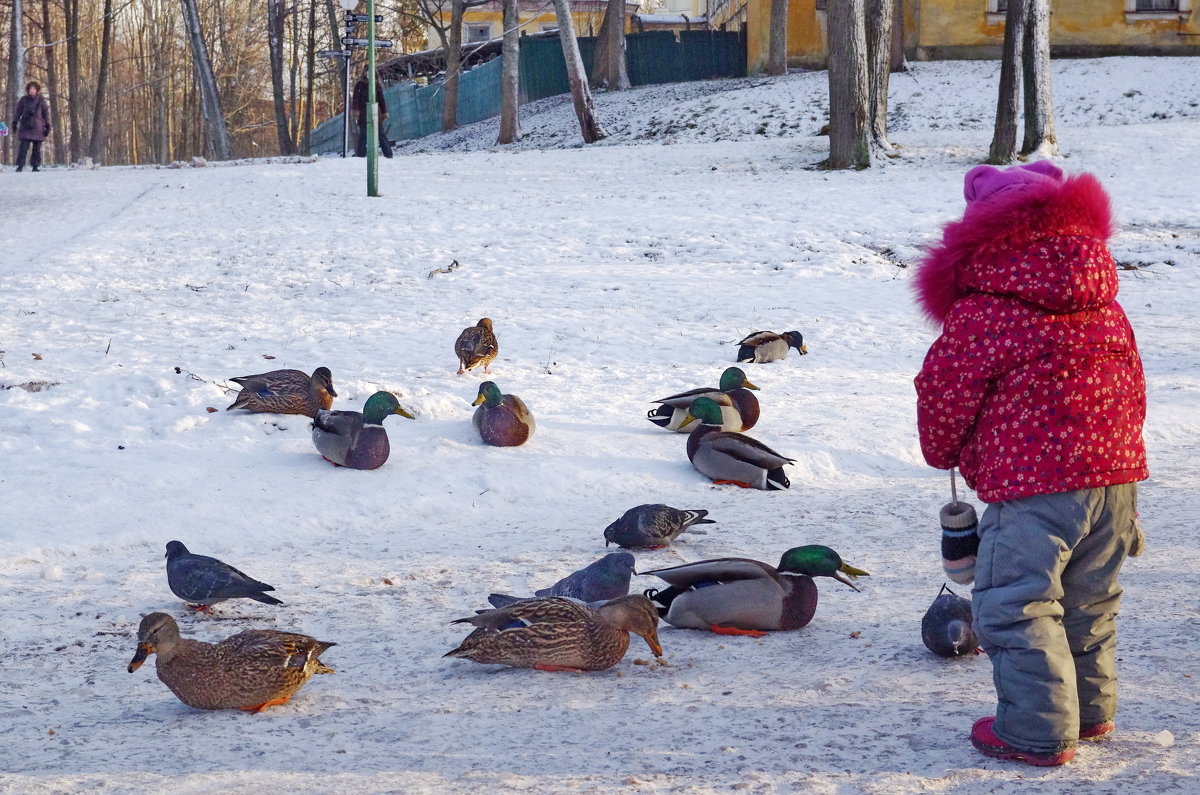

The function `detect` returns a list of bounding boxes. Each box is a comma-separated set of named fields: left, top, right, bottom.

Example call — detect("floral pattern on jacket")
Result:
left=913, top=172, right=1148, bottom=503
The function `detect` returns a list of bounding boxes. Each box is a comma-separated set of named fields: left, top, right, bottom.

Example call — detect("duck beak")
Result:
left=471, top=394, right=485, bottom=407
left=644, top=631, right=663, bottom=658
left=800, top=345, right=809, bottom=355
left=830, top=571, right=860, bottom=592
left=742, top=379, right=760, bottom=391
left=840, top=561, right=870, bottom=578
left=328, top=386, right=339, bottom=398
left=127, top=642, right=153, bottom=673
left=678, top=414, right=696, bottom=429
left=395, top=406, right=416, bottom=419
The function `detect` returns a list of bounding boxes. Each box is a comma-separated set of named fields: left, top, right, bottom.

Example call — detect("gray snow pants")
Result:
left=972, top=483, right=1139, bottom=755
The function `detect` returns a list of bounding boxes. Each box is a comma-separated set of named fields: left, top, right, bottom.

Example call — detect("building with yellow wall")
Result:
left=426, top=0, right=642, bottom=49
left=709, top=0, right=1200, bottom=72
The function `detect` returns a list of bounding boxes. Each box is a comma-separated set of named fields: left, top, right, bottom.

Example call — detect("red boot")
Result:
left=970, top=717, right=1076, bottom=767
left=1080, top=721, right=1115, bottom=740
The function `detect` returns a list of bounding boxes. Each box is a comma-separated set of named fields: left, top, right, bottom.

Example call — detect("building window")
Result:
left=985, top=0, right=1007, bottom=24
left=815, top=0, right=827, bottom=9
left=465, top=23, right=491, bottom=43
left=1126, top=0, right=1190, bottom=19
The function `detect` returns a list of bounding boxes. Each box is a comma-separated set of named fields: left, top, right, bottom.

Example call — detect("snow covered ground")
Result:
left=1, top=58, right=1197, bottom=793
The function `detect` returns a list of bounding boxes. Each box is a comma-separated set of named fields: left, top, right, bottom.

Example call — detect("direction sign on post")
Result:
left=344, top=12, right=383, bottom=22
left=317, top=49, right=353, bottom=58
left=342, top=37, right=393, bottom=48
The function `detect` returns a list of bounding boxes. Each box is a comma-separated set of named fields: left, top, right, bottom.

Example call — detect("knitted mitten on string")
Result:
left=940, top=469, right=979, bottom=585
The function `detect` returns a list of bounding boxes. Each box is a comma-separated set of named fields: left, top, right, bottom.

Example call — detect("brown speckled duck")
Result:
left=736, top=331, right=808, bottom=364
left=471, top=381, right=534, bottom=446
left=127, top=612, right=335, bottom=713
left=455, top=318, right=499, bottom=374
left=226, top=367, right=337, bottom=417
left=647, top=367, right=761, bottom=433
left=444, top=595, right=662, bottom=672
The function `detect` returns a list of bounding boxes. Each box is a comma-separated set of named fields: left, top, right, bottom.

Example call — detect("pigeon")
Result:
left=164, top=540, right=284, bottom=614
left=603, top=504, right=715, bottom=549
left=921, top=583, right=979, bottom=657
left=487, top=552, right=637, bottom=609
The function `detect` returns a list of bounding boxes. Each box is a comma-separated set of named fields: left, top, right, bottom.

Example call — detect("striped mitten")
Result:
left=940, top=500, right=979, bottom=585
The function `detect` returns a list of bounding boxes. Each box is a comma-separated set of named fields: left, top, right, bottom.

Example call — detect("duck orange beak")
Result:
left=471, top=394, right=485, bottom=407
left=127, top=642, right=153, bottom=673
left=395, top=406, right=416, bottom=419
left=644, top=631, right=663, bottom=658
left=678, top=414, right=696, bottom=430
left=742, top=379, right=760, bottom=391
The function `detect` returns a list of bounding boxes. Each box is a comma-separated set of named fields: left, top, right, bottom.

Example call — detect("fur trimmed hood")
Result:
left=914, top=171, right=1117, bottom=326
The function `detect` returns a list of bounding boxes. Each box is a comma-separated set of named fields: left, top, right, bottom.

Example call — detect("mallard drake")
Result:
left=455, top=318, right=499, bottom=374
left=226, top=367, right=337, bottom=417
left=643, top=545, right=869, bottom=636
left=487, top=552, right=636, bottom=608
left=922, top=584, right=980, bottom=658
left=603, top=504, right=715, bottom=549
left=736, top=331, right=808, bottom=364
left=311, top=391, right=415, bottom=470
left=471, top=381, right=535, bottom=446
left=445, top=594, right=662, bottom=672
left=680, top=396, right=794, bottom=490
left=127, top=612, right=335, bottom=713
left=647, top=367, right=761, bottom=433
left=165, top=540, right=282, bottom=614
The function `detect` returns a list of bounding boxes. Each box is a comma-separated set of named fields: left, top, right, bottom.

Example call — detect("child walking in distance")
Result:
left=914, top=161, right=1148, bottom=766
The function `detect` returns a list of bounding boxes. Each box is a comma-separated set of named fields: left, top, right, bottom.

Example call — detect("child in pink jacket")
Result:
left=914, top=161, right=1148, bottom=766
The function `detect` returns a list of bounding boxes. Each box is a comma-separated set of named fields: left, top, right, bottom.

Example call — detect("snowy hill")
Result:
left=1, top=56, right=1198, bottom=794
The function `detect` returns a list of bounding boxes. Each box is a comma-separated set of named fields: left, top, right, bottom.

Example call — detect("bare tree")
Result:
left=87, top=0, right=115, bottom=162
left=865, top=0, right=894, bottom=151
left=441, top=0, right=465, bottom=130
left=767, top=0, right=787, bottom=76
left=180, top=0, right=231, bottom=159
left=65, top=0, right=82, bottom=161
left=890, top=0, right=907, bottom=72
left=41, top=0, right=64, bottom=163
left=6, top=0, right=25, bottom=163
left=497, top=0, right=520, bottom=143
left=552, top=0, right=606, bottom=142
left=987, top=0, right=1026, bottom=164
left=268, top=0, right=296, bottom=154
left=825, top=0, right=869, bottom=169
left=591, top=0, right=630, bottom=90
left=1020, top=0, right=1057, bottom=156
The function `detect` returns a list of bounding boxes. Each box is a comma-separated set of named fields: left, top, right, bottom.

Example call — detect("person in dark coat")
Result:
left=352, top=69, right=393, bottom=159
left=12, top=81, right=51, bottom=172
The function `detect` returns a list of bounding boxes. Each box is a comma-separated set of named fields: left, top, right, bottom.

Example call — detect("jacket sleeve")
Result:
left=914, top=297, right=1018, bottom=470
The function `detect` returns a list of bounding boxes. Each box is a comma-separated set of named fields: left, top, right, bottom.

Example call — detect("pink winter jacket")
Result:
left=913, top=173, right=1148, bottom=503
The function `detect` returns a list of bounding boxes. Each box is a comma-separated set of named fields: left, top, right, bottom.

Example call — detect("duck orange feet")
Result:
left=533, top=664, right=585, bottom=673
left=239, top=695, right=291, bottom=714
left=187, top=604, right=214, bottom=615
left=712, top=479, right=753, bottom=489
left=710, top=624, right=768, bottom=638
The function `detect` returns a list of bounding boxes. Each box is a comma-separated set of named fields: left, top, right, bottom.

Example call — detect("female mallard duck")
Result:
left=680, top=396, right=794, bottom=490
left=455, top=318, right=499, bottom=374
left=736, top=331, right=808, bottom=364
left=647, top=367, right=761, bottom=433
left=311, top=390, right=415, bottom=470
left=445, top=594, right=662, bottom=672
left=226, top=367, right=337, bottom=417
left=472, top=381, right=535, bottom=446
left=603, top=504, right=716, bottom=549
left=643, top=545, right=869, bottom=637
left=127, top=612, right=335, bottom=713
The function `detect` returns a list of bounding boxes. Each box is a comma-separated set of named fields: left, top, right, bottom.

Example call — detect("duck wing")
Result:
left=311, top=409, right=363, bottom=464
left=703, top=432, right=794, bottom=468
left=642, top=557, right=784, bottom=589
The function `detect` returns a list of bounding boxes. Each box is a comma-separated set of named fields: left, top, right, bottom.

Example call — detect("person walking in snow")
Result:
left=913, top=161, right=1148, bottom=767
left=12, top=81, right=51, bottom=172
left=353, top=69, right=393, bottom=159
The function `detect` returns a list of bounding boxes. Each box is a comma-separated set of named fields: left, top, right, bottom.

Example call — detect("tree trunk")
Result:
left=766, top=0, right=788, bottom=76
left=865, top=0, right=894, bottom=151
left=325, top=0, right=345, bottom=116
left=825, top=0, right=870, bottom=169
left=304, top=0, right=316, bottom=155
left=591, top=0, right=631, bottom=89
left=6, top=0, right=25, bottom=165
left=180, top=0, right=231, bottom=160
left=1020, top=0, right=1057, bottom=157
left=268, top=0, right=295, bottom=154
left=497, top=0, right=521, bottom=144
left=65, top=0, right=81, bottom=162
left=552, top=0, right=606, bottom=142
left=987, top=0, right=1026, bottom=164
left=890, top=0, right=907, bottom=72
left=441, top=0, right=464, bottom=131
left=87, top=0, right=115, bottom=162
left=41, top=0, right=63, bottom=164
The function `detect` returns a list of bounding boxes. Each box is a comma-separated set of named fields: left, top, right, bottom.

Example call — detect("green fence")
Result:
left=311, top=30, right=745, bottom=153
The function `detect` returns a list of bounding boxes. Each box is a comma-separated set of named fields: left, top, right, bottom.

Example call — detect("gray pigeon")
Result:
left=486, top=552, right=637, bottom=609
left=603, top=504, right=715, bottom=549
left=164, top=540, right=284, bottom=613
left=921, top=583, right=979, bottom=658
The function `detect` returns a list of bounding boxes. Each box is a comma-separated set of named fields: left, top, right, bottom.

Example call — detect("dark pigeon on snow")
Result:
left=603, top=504, right=715, bottom=549
left=486, top=552, right=637, bottom=609
left=164, top=540, right=284, bottom=614
left=921, top=583, right=979, bottom=658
